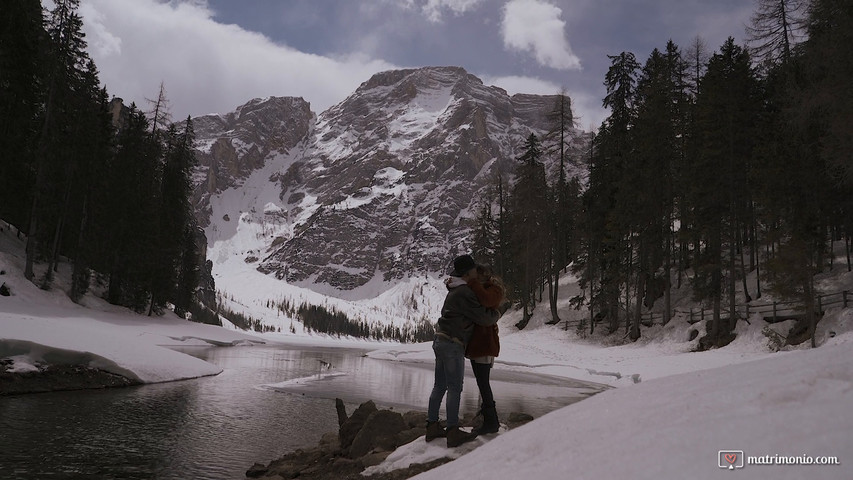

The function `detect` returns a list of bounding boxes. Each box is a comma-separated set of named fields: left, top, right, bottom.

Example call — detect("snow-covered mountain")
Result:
left=191, top=96, right=314, bottom=226
left=191, top=66, right=588, bottom=304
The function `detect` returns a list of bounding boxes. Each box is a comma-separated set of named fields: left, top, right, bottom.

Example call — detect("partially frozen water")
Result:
left=0, top=344, right=604, bottom=479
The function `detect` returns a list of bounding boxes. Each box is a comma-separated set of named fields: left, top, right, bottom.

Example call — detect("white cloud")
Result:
left=481, top=74, right=560, bottom=96
left=422, top=0, right=484, bottom=22
left=392, top=0, right=484, bottom=22
left=481, top=74, right=605, bottom=129
left=79, top=3, right=122, bottom=57
left=500, top=0, right=581, bottom=70
left=80, top=0, right=397, bottom=118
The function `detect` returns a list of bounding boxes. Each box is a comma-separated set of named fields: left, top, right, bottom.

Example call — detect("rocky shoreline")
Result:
left=0, top=362, right=141, bottom=395
left=245, top=399, right=534, bottom=480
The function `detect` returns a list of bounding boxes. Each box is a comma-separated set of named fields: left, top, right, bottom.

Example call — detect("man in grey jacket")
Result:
left=426, top=254, right=500, bottom=448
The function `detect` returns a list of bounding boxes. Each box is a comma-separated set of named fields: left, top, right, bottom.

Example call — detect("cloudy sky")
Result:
left=78, top=0, right=755, bottom=129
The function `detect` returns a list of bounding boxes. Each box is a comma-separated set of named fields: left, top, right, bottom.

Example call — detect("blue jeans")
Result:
left=427, top=337, right=465, bottom=427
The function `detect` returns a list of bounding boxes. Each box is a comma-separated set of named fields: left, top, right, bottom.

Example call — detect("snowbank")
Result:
left=402, top=332, right=853, bottom=480
left=0, top=236, right=265, bottom=385
left=360, top=283, right=853, bottom=479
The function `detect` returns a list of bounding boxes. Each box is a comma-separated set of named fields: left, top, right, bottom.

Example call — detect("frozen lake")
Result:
left=0, top=343, right=605, bottom=479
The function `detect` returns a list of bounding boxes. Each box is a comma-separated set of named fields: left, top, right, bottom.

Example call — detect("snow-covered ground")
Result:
left=2, top=221, right=852, bottom=478
left=360, top=304, right=853, bottom=480
left=0, top=229, right=397, bottom=384
left=0, top=264, right=260, bottom=384
left=388, top=329, right=853, bottom=480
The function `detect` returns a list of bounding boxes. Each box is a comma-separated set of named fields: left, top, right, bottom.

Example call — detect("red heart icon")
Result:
left=725, top=454, right=737, bottom=464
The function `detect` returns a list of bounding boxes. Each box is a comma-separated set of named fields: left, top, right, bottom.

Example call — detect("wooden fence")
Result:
left=560, top=290, right=850, bottom=331
left=648, top=290, right=850, bottom=325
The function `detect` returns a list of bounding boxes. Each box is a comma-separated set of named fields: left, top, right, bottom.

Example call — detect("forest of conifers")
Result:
left=0, top=0, right=202, bottom=317
left=471, top=0, right=851, bottom=348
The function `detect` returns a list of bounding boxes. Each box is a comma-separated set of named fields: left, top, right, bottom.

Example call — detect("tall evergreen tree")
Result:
left=689, top=38, right=760, bottom=347
left=583, top=51, right=640, bottom=333
left=626, top=44, right=685, bottom=339
left=471, top=198, right=497, bottom=266
left=68, top=70, right=114, bottom=302
left=542, top=91, right=576, bottom=324
left=164, top=117, right=200, bottom=317
left=506, top=134, right=549, bottom=329
left=663, top=40, right=691, bottom=320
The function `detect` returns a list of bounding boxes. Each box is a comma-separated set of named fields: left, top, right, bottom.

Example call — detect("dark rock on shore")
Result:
left=350, top=409, right=407, bottom=458
left=339, top=400, right=379, bottom=450
left=246, top=398, right=536, bottom=480
left=0, top=363, right=141, bottom=395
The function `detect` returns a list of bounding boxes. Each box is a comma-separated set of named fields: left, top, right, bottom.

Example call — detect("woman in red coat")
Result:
left=464, top=265, right=505, bottom=434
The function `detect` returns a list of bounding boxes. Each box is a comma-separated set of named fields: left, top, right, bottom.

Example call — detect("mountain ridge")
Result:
left=191, top=66, right=589, bottom=300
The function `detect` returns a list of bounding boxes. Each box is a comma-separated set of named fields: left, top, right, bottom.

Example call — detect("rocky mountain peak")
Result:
left=192, top=67, right=588, bottom=299
left=191, top=96, right=313, bottom=226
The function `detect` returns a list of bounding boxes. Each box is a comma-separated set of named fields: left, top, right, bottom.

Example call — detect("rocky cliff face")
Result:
left=192, top=67, right=587, bottom=297
left=191, top=96, right=313, bottom=226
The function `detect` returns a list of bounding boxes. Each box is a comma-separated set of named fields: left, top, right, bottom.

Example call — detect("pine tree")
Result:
left=747, top=0, right=807, bottom=66
left=69, top=75, right=114, bottom=302
left=471, top=199, right=497, bottom=265
left=626, top=45, right=684, bottom=339
left=685, top=36, right=709, bottom=98
left=146, top=81, right=172, bottom=136
left=542, top=91, right=576, bottom=324
left=679, top=37, right=708, bottom=290
left=166, top=117, right=200, bottom=318
left=663, top=40, right=691, bottom=321
left=506, top=134, right=549, bottom=329
left=689, top=38, right=760, bottom=348
left=583, top=51, right=640, bottom=333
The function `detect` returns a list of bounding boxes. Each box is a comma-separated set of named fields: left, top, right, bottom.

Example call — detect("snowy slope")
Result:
left=0, top=227, right=265, bottom=384
left=202, top=142, right=449, bottom=336
left=358, top=299, right=853, bottom=479
left=401, top=331, right=853, bottom=480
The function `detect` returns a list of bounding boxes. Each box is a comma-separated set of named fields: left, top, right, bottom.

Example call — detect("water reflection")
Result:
left=259, top=352, right=601, bottom=420
left=0, top=344, right=604, bottom=480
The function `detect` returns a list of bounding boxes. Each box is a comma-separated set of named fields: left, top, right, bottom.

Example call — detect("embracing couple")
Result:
left=426, top=254, right=505, bottom=448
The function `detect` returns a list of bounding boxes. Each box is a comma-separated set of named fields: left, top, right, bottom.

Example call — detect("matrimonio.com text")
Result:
left=718, top=450, right=841, bottom=471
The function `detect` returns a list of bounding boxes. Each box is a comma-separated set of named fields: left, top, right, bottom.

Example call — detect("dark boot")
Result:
left=446, top=426, right=478, bottom=448
left=425, top=421, right=446, bottom=442
left=476, top=404, right=500, bottom=434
